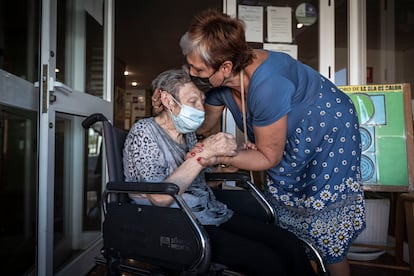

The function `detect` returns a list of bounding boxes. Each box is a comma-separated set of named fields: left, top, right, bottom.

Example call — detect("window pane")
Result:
left=84, top=123, right=103, bottom=231
left=85, top=11, right=104, bottom=97
left=367, top=0, right=414, bottom=89
left=0, top=1, right=39, bottom=82
left=335, top=0, right=348, bottom=85
left=53, top=114, right=101, bottom=272
left=56, top=0, right=104, bottom=98
left=0, top=107, right=37, bottom=275
left=395, top=0, right=414, bottom=90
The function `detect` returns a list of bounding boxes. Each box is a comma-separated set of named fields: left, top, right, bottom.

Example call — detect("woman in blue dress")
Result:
left=180, top=9, right=366, bottom=276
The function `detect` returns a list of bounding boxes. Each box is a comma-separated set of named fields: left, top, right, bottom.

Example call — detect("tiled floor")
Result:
left=87, top=253, right=411, bottom=275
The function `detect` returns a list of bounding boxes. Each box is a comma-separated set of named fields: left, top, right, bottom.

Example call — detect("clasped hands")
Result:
left=186, top=132, right=237, bottom=166
left=186, top=132, right=258, bottom=169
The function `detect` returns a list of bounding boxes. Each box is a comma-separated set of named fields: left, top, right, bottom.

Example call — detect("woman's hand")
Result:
left=195, top=141, right=258, bottom=168
left=186, top=132, right=237, bottom=160
left=203, top=132, right=237, bottom=157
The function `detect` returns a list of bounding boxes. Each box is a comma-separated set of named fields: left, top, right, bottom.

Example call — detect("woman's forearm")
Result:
left=219, top=148, right=282, bottom=171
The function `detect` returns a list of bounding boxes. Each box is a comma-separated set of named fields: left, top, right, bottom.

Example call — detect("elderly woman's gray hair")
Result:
left=151, top=69, right=192, bottom=115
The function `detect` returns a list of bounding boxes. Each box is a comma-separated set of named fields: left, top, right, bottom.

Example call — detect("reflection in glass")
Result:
left=0, top=1, right=39, bottom=82
left=56, top=0, right=104, bottom=97
left=367, top=0, right=414, bottom=89
left=85, top=12, right=104, bottom=97
left=0, top=107, right=37, bottom=275
left=335, top=0, right=348, bottom=85
left=53, top=115, right=102, bottom=272
left=84, top=125, right=103, bottom=231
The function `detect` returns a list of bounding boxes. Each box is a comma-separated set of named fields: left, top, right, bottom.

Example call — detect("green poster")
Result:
left=339, top=84, right=412, bottom=189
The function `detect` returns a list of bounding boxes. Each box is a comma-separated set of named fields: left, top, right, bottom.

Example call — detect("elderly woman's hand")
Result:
left=186, top=132, right=237, bottom=160
left=203, top=132, right=237, bottom=157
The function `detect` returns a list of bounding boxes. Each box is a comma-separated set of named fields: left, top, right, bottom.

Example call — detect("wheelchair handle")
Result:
left=82, top=113, right=108, bottom=129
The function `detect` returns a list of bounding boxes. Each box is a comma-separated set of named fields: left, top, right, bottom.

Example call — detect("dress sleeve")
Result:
left=205, top=87, right=229, bottom=106
left=123, top=123, right=166, bottom=183
left=250, top=76, right=294, bottom=127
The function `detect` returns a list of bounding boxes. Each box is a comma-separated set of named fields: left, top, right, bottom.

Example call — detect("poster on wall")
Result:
left=340, top=83, right=414, bottom=192
left=266, top=6, right=292, bottom=43
left=238, top=5, right=263, bottom=43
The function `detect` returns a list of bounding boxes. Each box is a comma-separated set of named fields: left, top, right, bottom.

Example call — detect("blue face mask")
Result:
left=170, top=97, right=205, bottom=134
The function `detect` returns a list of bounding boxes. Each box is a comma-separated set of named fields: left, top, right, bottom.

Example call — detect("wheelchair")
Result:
left=82, top=113, right=328, bottom=276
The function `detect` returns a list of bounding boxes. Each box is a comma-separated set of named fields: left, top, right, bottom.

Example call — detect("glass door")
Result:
left=38, top=0, right=113, bottom=275
left=0, top=1, right=40, bottom=274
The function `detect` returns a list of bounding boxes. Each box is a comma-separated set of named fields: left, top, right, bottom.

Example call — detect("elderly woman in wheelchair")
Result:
left=120, top=68, right=317, bottom=275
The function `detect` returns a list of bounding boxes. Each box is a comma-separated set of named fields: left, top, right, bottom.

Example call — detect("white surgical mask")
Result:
left=170, top=97, right=205, bottom=134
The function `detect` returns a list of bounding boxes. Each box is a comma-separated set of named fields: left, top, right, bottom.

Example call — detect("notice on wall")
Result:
left=238, top=5, right=263, bottom=43
left=340, top=83, right=414, bottom=191
left=263, top=43, right=297, bottom=59
left=267, top=6, right=292, bottom=43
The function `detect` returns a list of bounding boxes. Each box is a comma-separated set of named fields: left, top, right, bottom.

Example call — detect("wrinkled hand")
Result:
left=202, top=132, right=237, bottom=158
left=186, top=132, right=237, bottom=161
left=185, top=142, right=204, bottom=159
left=195, top=141, right=258, bottom=167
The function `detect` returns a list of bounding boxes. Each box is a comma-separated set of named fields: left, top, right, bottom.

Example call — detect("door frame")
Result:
left=37, top=0, right=114, bottom=274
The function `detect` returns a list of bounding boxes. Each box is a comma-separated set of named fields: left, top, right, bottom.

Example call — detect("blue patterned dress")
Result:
left=205, top=50, right=366, bottom=264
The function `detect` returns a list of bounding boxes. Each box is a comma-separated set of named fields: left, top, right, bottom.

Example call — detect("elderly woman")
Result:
left=123, top=69, right=315, bottom=275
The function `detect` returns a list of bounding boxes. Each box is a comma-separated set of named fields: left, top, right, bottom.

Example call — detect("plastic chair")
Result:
left=82, top=113, right=328, bottom=275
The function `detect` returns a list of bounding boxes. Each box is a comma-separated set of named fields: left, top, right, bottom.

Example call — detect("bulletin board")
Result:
left=339, top=83, right=414, bottom=192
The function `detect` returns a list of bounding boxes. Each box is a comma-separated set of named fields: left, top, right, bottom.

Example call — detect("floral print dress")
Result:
left=205, top=50, right=366, bottom=264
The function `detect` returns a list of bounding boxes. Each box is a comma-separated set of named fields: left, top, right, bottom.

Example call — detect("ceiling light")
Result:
left=124, top=70, right=129, bottom=76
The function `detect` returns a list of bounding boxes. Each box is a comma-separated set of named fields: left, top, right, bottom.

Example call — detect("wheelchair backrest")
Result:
left=82, top=113, right=129, bottom=202
left=102, top=121, right=128, bottom=182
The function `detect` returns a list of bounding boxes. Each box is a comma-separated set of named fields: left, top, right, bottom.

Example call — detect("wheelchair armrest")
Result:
left=204, top=171, right=251, bottom=182
left=103, top=180, right=212, bottom=274
left=205, top=171, right=253, bottom=190
left=107, top=181, right=179, bottom=196
left=103, top=181, right=182, bottom=217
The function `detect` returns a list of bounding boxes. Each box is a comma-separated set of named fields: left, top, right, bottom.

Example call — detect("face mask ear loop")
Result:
left=169, top=94, right=182, bottom=115
left=240, top=70, right=254, bottom=182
